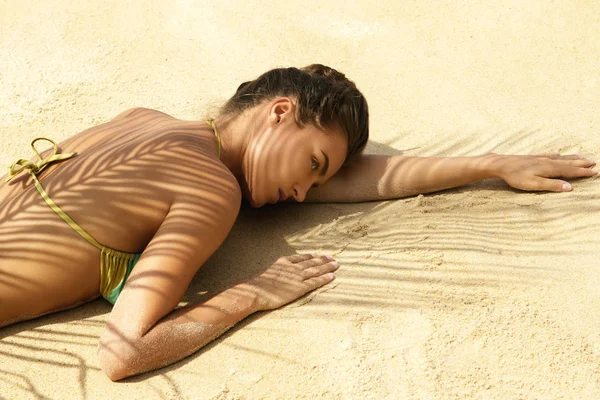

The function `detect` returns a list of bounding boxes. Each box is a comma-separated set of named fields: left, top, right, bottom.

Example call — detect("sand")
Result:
left=1, top=1, right=599, bottom=399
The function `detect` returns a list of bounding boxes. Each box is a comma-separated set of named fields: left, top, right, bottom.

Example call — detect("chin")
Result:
left=241, top=187, right=264, bottom=208
left=248, top=198, right=264, bottom=208
left=242, top=180, right=269, bottom=208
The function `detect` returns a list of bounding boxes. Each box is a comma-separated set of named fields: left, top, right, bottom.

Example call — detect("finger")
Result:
left=547, top=165, right=598, bottom=179
left=298, top=255, right=336, bottom=269
left=551, top=159, right=596, bottom=168
left=534, top=152, right=585, bottom=160
left=557, top=154, right=596, bottom=163
left=303, top=260, right=340, bottom=279
left=537, top=153, right=583, bottom=160
left=525, top=177, right=571, bottom=192
left=260, top=268, right=304, bottom=282
left=534, top=152, right=561, bottom=158
left=304, top=272, right=336, bottom=289
left=284, top=253, right=318, bottom=264
left=557, top=154, right=586, bottom=161
left=536, top=153, right=596, bottom=164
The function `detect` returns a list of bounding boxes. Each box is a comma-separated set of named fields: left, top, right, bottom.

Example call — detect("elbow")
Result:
left=98, top=322, right=152, bottom=381
left=98, top=338, right=142, bottom=381
left=98, top=346, right=130, bottom=381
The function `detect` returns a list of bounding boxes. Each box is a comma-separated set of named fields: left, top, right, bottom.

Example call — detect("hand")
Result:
left=490, top=153, right=597, bottom=192
left=245, top=254, right=339, bottom=311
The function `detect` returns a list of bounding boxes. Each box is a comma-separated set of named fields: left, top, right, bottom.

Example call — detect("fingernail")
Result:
left=327, top=273, right=335, bottom=279
left=331, top=261, right=340, bottom=268
left=325, top=255, right=334, bottom=261
left=562, top=182, right=572, bottom=191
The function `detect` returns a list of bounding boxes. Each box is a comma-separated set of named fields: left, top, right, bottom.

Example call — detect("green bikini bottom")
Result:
left=102, top=252, right=141, bottom=304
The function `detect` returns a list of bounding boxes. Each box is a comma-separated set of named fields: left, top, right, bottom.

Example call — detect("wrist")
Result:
left=234, top=282, right=264, bottom=313
left=478, top=153, right=504, bottom=179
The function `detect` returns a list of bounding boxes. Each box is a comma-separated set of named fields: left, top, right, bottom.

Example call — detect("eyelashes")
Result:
left=311, top=157, right=320, bottom=171
left=311, top=157, right=320, bottom=188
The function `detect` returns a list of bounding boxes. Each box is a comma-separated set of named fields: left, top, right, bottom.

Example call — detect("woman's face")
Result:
left=242, top=116, right=348, bottom=208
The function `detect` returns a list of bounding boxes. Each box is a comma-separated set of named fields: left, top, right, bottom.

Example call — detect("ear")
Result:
left=268, top=97, right=294, bottom=126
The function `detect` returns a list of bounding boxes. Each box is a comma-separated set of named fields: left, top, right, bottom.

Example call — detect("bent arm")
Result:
left=98, top=253, right=338, bottom=381
left=96, top=168, right=339, bottom=380
left=306, top=153, right=597, bottom=203
left=98, top=282, right=259, bottom=381
left=97, top=166, right=243, bottom=381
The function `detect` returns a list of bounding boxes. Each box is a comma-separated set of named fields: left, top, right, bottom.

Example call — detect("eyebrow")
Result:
left=319, top=150, right=329, bottom=177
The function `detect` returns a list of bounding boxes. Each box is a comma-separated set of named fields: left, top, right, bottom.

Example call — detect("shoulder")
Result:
left=183, top=167, right=242, bottom=220
left=179, top=165, right=241, bottom=222
left=166, top=143, right=242, bottom=229
left=111, top=107, right=175, bottom=121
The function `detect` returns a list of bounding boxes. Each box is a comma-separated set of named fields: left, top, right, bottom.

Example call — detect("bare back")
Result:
left=0, top=108, right=240, bottom=326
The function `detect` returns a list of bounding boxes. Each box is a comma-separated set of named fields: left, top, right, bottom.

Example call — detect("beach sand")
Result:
left=1, top=1, right=599, bottom=399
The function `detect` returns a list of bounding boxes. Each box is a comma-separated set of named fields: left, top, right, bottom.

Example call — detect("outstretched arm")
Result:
left=306, top=153, right=597, bottom=203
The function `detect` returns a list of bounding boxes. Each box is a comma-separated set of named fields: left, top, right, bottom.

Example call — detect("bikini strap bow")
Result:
left=6, top=137, right=77, bottom=182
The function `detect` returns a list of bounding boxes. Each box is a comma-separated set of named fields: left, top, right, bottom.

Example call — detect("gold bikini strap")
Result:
left=205, top=119, right=222, bottom=159
left=5, top=138, right=106, bottom=248
left=6, top=137, right=144, bottom=301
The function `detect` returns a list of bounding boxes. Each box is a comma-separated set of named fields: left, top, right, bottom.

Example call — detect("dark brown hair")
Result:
left=219, top=64, right=369, bottom=163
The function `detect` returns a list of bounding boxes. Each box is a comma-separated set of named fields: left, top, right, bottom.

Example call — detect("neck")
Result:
left=210, top=105, right=266, bottom=184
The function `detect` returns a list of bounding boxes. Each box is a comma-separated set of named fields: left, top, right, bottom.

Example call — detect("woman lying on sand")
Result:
left=0, top=64, right=596, bottom=380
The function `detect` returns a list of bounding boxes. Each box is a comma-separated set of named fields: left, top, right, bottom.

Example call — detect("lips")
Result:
left=278, top=188, right=286, bottom=202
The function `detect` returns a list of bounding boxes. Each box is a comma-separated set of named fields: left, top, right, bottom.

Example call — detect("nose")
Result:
left=292, top=181, right=312, bottom=202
